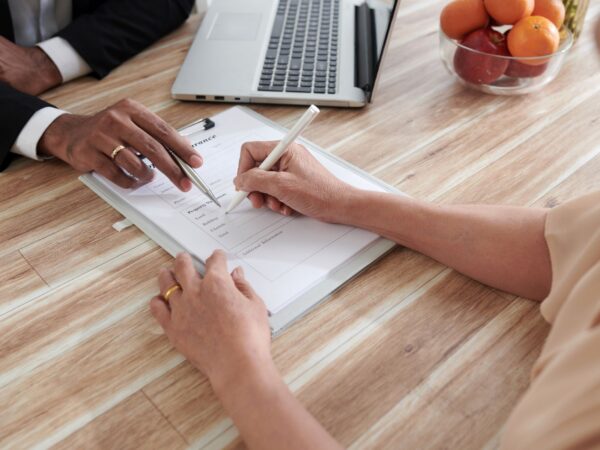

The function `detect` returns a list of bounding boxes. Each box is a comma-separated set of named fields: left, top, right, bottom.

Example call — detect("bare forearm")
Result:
left=338, top=190, right=552, bottom=300
left=215, top=362, right=342, bottom=450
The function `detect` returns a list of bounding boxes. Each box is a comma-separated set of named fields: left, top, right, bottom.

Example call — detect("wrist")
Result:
left=38, top=113, right=80, bottom=158
left=211, top=356, right=282, bottom=407
left=30, top=47, right=62, bottom=93
left=329, top=187, right=374, bottom=225
left=343, top=190, right=439, bottom=249
left=320, top=185, right=364, bottom=224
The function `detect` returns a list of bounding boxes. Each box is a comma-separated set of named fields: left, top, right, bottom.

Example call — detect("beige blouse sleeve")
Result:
left=500, top=192, right=600, bottom=450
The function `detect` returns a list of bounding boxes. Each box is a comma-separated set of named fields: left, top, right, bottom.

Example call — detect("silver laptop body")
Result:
left=172, top=0, right=399, bottom=108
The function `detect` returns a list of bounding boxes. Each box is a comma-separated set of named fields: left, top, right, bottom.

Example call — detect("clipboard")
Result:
left=81, top=106, right=401, bottom=335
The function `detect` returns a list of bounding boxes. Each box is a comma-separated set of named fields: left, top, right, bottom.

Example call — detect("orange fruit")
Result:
left=532, top=0, right=565, bottom=28
left=508, top=16, right=560, bottom=65
left=483, top=0, right=534, bottom=24
left=440, top=0, right=489, bottom=39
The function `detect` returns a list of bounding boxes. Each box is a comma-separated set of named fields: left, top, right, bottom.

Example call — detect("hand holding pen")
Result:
left=137, top=117, right=221, bottom=207
left=226, top=105, right=320, bottom=213
left=38, top=99, right=204, bottom=192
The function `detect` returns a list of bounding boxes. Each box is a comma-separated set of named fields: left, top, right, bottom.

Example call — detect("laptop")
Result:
left=172, top=0, right=400, bottom=108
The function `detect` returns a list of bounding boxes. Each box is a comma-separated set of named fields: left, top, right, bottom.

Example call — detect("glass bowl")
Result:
left=439, top=27, right=573, bottom=95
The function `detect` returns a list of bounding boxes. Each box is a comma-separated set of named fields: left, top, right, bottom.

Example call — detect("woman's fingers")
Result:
left=150, top=296, right=172, bottom=332
left=234, top=168, right=283, bottom=198
left=247, top=192, right=292, bottom=216
left=173, top=253, right=201, bottom=291
left=266, top=196, right=282, bottom=213
left=281, top=205, right=295, bottom=216
left=231, top=267, right=258, bottom=300
left=158, top=267, right=176, bottom=292
left=205, top=250, right=229, bottom=276
left=158, top=267, right=184, bottom=302
left=248, top=192, right=265, bottom=209
left=237, top=141, right=279, bottom=176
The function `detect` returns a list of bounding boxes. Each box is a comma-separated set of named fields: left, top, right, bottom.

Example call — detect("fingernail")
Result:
left=181, top=178, right=192, bottom=191
left=190, top=155, right=203, bottom=167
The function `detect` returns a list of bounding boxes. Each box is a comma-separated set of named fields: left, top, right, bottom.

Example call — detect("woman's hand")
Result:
left=150, top=251, right=273, bottom=392
left=151, top=251, right=344, bottom=450
left=233, top=141, right=357, bottom=223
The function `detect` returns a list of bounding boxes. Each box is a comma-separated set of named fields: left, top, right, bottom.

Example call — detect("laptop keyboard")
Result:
left=258, top=0, right=340, bottom=95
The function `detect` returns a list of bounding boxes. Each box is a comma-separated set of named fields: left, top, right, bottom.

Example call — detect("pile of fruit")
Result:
left=440, top=0, right=565, bottom=84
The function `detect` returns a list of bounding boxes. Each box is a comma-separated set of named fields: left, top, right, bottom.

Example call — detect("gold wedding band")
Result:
left=111, top=145, right=126, bottom=160
left=162, top=284, right=182, bottom=302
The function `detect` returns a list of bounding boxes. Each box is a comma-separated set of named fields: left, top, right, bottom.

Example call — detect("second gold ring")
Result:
left=163, top=284, right=182, bottom=302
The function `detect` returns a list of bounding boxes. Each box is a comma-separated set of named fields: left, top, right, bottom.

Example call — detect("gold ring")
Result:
left=111, top=145, right=126, bottom=160
left=163, top=284, right=182, bottom=302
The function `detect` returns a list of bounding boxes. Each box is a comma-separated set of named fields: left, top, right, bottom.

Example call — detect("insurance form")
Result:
left=90, top=107, right=390, bottom=314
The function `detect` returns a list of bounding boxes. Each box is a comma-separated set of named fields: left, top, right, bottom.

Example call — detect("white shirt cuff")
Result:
left=37, top=37, right=92, bottom=83
left=11, top=107, right=68, bottom=161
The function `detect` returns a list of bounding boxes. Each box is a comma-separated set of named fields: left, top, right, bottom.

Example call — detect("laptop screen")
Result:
left=356, top=0, right=400, bottom=102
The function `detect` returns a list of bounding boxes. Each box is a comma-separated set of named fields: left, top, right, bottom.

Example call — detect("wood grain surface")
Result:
left=1, top=0, right=599, bottom=448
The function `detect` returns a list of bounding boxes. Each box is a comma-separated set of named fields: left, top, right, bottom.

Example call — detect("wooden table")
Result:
left=2, top=1, right=599, bottom=448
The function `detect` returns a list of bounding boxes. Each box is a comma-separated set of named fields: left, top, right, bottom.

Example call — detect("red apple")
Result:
left=505, top=60, right=548, bottom=77
left=454, top=28, right=510, bottom=85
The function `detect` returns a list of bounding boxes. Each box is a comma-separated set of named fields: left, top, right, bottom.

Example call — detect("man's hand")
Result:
left=233, top=141, right=356, bottom=222
left=150, top=251, right=273, bottom=392
left=0, top=37, right=62, bottom=95
left=38, top=99, right=204, bottom=191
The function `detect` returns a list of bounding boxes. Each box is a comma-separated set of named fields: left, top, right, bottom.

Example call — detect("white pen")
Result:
left=226, top=104, right=320, bottom=214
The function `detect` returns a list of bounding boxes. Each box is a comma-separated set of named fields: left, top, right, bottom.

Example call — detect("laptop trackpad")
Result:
left=208, top=13, right=262, bottom=41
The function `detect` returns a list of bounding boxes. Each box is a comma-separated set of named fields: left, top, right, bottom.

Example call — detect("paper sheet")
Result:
left=93, top=107, right=387, bottom=313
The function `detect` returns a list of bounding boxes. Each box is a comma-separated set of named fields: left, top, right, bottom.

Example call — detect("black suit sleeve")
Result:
left=0, top=0, right=194, bottom=170
left=57, top=0, right=195, bottom=78
left=0, top=82, right=55, bottom=171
